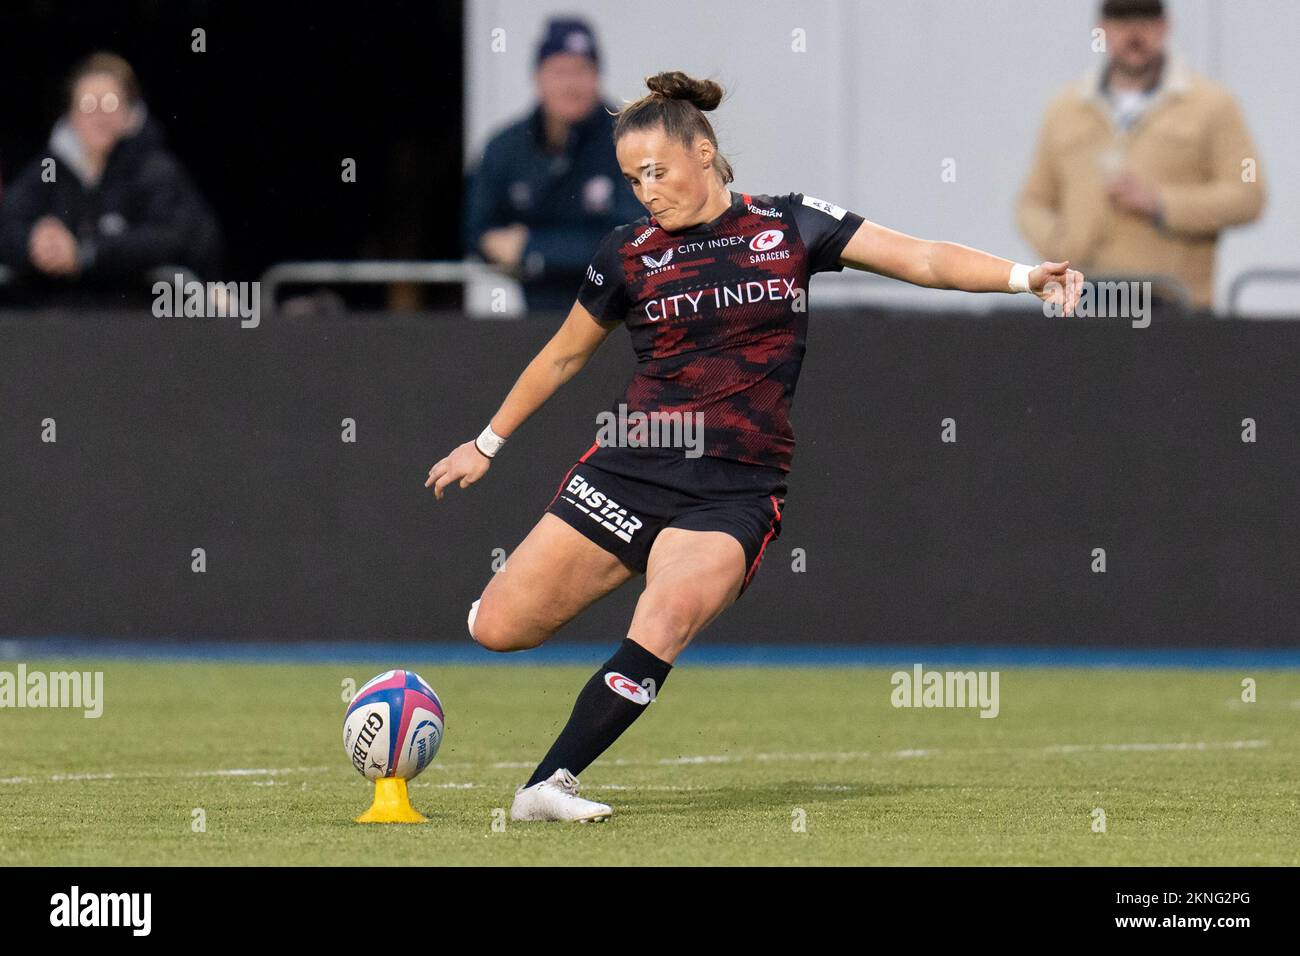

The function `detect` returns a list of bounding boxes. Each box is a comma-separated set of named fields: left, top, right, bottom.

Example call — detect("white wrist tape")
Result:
left=1008, top=263, right=1033, bottom=294
left=474, top=424, right=507, bottom=458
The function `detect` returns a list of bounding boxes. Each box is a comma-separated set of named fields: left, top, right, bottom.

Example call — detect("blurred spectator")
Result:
left=1017, top=0, right=1265, bottom=310
left=0, top=52, right=222, bottom=301
left=463, top=18, right=642, bottom=313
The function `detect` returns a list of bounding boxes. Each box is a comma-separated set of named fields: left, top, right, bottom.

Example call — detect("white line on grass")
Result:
left=1224, top=699, right=1300, bottom=710
left=0, top=739, right=1271, bottom=786
left=0, top=766, right=333, bottom=785
left=1042, top=740, right=1268, bottom=753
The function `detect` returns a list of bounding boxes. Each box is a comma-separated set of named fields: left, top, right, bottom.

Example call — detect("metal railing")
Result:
left=1227, top=268, right=1300, bottom=318
left=4, top=256, right=1295, bottom=321
left=253, top=262, right=1203, bottom=317
left=1077, top=271, right=1195, bottom=309
left=0, top=264, right=191, bottom=290
left=258, top=259, right=520, bottom=317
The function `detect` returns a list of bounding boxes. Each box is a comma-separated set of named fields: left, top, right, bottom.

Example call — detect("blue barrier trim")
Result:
left=1, top=637, right=1297, bottom=669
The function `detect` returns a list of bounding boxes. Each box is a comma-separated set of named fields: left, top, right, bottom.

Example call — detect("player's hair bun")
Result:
left=644, top=71, right=724, bottom=111
left=613, top=70, right=734, bottom=185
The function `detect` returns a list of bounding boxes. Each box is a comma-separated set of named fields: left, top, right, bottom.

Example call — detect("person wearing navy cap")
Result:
left=464, top=18, right=642, bottom=313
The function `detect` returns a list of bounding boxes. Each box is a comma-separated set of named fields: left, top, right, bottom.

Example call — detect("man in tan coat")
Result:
left=1017, top=0, right=1265, bottom=310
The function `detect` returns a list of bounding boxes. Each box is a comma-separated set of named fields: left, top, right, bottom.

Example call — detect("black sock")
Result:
left=525, top=638, right=673, bottom=788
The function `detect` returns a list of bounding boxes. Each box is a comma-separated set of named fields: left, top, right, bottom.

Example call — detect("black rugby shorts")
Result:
left=543, top=444, right=786, bottom=597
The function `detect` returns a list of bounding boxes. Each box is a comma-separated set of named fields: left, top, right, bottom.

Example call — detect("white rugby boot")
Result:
left=509, top=768, right=612, bottom=823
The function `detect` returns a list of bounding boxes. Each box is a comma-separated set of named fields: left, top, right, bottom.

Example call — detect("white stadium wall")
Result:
left=465, top=0, right=1299, bottom=315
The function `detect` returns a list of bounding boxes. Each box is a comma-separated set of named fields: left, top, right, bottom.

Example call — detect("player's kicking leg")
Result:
left=468, top=512, right=636, bottom=653
left=466, top=512, right=636, bottom=821
left=511, top=527, right=746, bottom=822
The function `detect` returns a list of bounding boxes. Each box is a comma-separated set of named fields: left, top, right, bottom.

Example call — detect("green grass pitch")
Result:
left=2, top=659, right=1296, bottom=865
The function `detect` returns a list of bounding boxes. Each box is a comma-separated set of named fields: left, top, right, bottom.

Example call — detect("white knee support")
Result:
left=467, top=598, right=481, bottom=640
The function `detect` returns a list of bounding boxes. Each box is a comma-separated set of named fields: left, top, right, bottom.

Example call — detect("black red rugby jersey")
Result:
left=575, top=189, right=864, bottom=476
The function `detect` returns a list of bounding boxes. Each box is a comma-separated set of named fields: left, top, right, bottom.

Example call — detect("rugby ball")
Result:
left=343, top=670, right=445, bottom=781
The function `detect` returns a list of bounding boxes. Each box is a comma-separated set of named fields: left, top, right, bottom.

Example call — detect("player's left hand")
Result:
left=1029, top=260, right=1084, bottom=316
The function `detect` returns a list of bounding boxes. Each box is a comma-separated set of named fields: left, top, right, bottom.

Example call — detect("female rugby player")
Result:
left=426, top=71, right=1083, bottom=822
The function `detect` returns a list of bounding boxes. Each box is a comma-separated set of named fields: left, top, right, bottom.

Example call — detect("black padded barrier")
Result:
left=1, top=307, right=1295, bottom=647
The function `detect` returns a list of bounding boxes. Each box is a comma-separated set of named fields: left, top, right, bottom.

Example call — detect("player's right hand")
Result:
left=424, top=441, right=491, bottom=500
left=1029, top=260, right=1084, bottom=317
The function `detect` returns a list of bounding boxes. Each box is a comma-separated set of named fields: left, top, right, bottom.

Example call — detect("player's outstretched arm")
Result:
left=424, top=300, right=616, bottom=500
left=837, top=219, right=1084, bottom=315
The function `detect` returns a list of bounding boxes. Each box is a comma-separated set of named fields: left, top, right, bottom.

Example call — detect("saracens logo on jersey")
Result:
left=748, top=229, right=784, bottom=252
left=605, top=672, right=652, bottom=705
